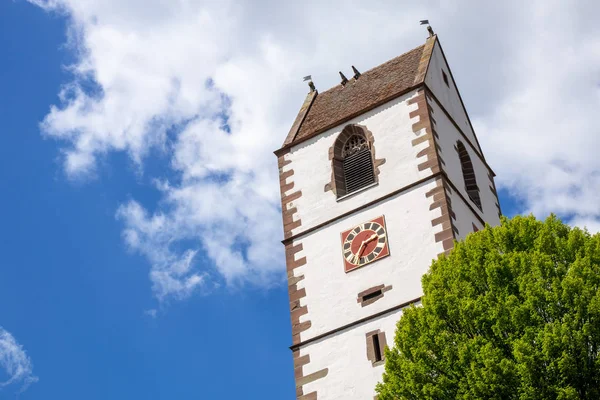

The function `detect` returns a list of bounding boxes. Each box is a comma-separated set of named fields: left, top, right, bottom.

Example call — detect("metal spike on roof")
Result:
left=352, top=66, right=361, bottom=80
left=339, top=71, right=349, bottom=86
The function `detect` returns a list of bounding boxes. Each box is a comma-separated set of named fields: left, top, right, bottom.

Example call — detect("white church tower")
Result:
left=275, top=32, right=501, bottom=399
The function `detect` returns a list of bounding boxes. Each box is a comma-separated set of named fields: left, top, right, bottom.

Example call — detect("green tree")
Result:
left=376, top=215, right=600, bottom=400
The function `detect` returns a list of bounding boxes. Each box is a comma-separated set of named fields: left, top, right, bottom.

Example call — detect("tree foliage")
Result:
left=376, top=215, right=600, bottom=399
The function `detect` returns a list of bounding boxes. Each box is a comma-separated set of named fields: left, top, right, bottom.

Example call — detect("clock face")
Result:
left=340, top=216, right=390, bottom=273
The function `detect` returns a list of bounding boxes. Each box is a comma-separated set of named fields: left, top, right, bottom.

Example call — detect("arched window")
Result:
left=456, top=141, right=482, bottom=210
left=332, top=125, right=376, bottom=198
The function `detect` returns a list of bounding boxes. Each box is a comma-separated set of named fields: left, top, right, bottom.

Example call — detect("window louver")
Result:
left=343, top=147, right=375, bottom=194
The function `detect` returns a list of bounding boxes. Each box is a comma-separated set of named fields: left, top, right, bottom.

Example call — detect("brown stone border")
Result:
left=291, top=296, right=421, bottom=351
left=488, top=170, right=502, bottom=218
left=413, top=35, right=436, bottom=85
left=425, top=87, right=492, bottom=173
left=366, top=329, right=388, bottom=367
left=285, top=241, right=309, bottom=346
left=408, top=88, right=458, bottom=256
left=408, top=89, right=444, bottom=174
left=278, top=150, right=303, bottom=240
left=293, top=349, right=328, bottom=399
left=325, top=124, right=386, bottom=197
left=283, top=90, right=318, bottom=147
left=427, top=177, right=458, bottom=257
left=357, top=284, right=392, bottom=307
left=285, top=239, right=323, bottom=399
left=293, top=350, right=328, bottom=399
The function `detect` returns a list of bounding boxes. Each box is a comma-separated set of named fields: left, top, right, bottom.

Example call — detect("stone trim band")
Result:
left=290, top=296, right=421, bottom=351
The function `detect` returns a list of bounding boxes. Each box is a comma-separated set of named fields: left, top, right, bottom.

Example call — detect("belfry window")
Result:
left=456, top=141, right=482, bottom=210
left=342, top=135, right=375, bottom=194
left=332, top=125, right=376, bottom=198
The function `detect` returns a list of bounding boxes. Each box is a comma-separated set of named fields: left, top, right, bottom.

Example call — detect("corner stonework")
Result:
left=408, top=89, right=457, bottom=257
left=279, top=151, right=327, bottom=399
left=427, top=177, right=458, bottom=256
left=278, top=150, right=303, bottom=239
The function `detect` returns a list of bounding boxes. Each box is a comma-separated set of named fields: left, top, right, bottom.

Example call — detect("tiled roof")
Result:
left=282, top=39, right=434, bottom=148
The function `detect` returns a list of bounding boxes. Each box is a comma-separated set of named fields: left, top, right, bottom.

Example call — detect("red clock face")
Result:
left=340, top=216, right=390, bottom=273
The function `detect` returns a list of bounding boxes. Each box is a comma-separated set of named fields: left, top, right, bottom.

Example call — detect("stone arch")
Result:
left=325, top=124, right=385, bottom=198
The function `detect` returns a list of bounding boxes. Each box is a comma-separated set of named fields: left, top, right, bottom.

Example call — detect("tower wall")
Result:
left=290, top=179, right=443, bottom=341
left=279, top=89, right=428, bottom=236
left=298, top=307, right=412, bottom=400
left=277, top=36, right=502, bottom=399
left=427, top=94, right=502, bottom=225
left=425, top=41, right=481, bottom=153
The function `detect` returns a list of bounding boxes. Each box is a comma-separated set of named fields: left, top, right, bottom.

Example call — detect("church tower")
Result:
left=275, top=33, right=501, bottom=399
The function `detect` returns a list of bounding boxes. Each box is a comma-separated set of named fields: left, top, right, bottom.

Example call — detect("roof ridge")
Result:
left=316, top=42, right=427, bottom=96
left=279, top=37, right=432, bottom=150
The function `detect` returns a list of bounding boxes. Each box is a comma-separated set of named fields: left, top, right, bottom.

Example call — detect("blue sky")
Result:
left=0, top=2, right=293, bottom=398
left=0, top=0, right=598, bottom=399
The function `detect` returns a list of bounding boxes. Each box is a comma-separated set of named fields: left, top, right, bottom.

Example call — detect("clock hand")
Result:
left=358, top=234, right=379, bottom=258
left=366, top=233, right=378, bottom=243
left=354, top=242, right=366, bottom=263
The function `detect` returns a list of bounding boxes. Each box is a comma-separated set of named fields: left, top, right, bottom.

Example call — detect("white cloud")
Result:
left=28, top=0, right=600, bottom=299
left=0, top=327, right=38, bottom=393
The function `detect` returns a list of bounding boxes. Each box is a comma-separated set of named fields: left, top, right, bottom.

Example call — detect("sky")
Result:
left=0, top=0, right=599, bottom=398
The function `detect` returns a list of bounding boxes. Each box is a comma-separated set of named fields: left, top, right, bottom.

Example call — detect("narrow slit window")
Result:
left=442, top=70, right=449, bottom=87
left=366, top=330, right=387, bottom=366
left=373, top=334, right=382, bottom=362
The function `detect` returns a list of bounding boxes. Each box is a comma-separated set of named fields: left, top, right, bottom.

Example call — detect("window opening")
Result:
left=442, top=70, right=449, bottom=87
left=457, top=141, right=482, bottom=210
left=342, top=134, right=368, bottom=158
left=341, top=134, right=375, bottom=195
left=362, top=289, right=382, bottom=303
left=331, top=125, right=378, bottom=198
left=373, top=334, right=382, bottom=362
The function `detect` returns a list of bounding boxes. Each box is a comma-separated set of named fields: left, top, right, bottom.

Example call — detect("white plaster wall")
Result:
left=300, top=305, right=417, bottom=399
left=428, top=98, right=500, bottom=227
left=293, top=178, right=444, bottom=341
left=425, top=41, right=480, bottom=153
left=448, top=188, right=486, bottom=242
left=283, top=89, right=434, bottom=235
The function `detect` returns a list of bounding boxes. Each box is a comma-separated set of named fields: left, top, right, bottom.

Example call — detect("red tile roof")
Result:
left=282, top=38, right=434, bottom=148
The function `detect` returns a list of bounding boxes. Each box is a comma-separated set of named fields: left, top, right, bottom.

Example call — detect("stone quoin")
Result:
left=274, top=33, right=501, bottom=399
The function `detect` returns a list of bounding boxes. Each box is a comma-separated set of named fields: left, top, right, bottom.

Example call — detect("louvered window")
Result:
left=457, top=141, right=482, bottom=210
left=342, top=135, right=375, bottom=195
left=343, top=147, right=375, bottom=194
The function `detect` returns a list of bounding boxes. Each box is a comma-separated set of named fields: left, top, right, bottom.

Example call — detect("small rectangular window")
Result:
left=373, top=334, right=382, bottom=362
left=363, top=289, right=382, bottom=303
left=442, top=70, right=449, bottom=87
left=366, top=330, right=387, bottom=366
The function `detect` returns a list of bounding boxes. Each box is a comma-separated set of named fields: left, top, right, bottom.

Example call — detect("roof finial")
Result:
left=420, top=19, right=435, bottom=37
left=339, top=71, right=349, bottom=86
left=303, top=75, right=316, bottom=92
left=351, top=66, right=361, bottom=80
